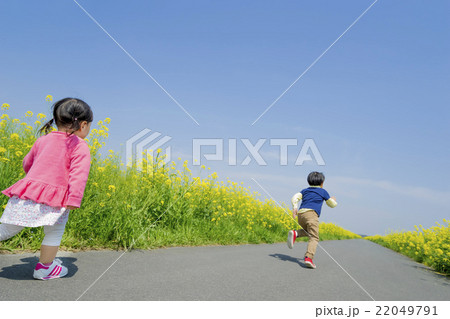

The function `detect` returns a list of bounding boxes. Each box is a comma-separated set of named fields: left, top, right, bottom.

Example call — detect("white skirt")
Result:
left=0, top=195, right=70, bottom=227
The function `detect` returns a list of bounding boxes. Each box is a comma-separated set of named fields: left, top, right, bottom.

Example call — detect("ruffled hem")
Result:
left=0, top=195, right=69, bottom=227
left=1, top=179, right=68, bottom=208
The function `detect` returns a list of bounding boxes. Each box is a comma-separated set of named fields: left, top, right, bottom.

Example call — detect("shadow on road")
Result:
left=407, top=263, right=450, bottom=284
left=0, top=257, right=78, bottom=280
left=269, top=253, right=311, bottom=269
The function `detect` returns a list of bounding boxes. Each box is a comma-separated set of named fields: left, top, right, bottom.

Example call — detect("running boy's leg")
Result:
left=296, top=210, right=313, bottom=238
left=0, top=223, right=24, bottom=241
left=288, top=211, right=310, bottom=248
left=298, top=210, right=319, bottom=259
left=40, top=223, right=66, bottom=264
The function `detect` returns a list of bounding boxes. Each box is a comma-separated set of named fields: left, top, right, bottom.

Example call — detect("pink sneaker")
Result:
left=304, top=257, right=316, bottom=269
left=33, top=259, right=68, bottom=280
left=287, top=230, right=296, bottom=249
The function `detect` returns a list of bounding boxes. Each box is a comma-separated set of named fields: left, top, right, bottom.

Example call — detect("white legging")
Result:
left=0, top=223, right=66, bottom=246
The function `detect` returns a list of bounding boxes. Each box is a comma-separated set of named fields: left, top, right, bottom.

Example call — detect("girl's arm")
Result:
left=23, top=139, right=39, bottom=173
left=66, top=141, right=91, bottom=208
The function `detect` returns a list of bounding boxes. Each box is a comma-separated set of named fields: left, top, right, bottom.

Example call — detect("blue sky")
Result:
left=1, top=0, right=449, bottom=235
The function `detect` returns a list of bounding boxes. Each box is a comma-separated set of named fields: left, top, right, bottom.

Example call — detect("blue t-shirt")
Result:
left=298, top=187, right=331, bottom=217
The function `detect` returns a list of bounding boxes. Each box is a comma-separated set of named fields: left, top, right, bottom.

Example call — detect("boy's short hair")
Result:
left=307, top=172, right=325, bottom=186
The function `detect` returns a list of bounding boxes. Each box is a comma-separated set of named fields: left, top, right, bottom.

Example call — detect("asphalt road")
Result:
left=0, top=239, right=448, bottom=301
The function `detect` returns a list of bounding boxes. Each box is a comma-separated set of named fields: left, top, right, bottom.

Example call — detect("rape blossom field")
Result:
left=1, top=97, right=362, bottom=252
left=367, top=221, right=450, bottom=275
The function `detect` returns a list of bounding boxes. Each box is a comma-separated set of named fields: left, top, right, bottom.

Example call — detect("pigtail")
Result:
left=38, top=118, right=54, bottom=136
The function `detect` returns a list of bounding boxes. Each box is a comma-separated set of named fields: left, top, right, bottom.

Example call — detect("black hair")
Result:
left=38, top=98, right=93, bottom=136
left=307, top=171, right=325, bottom=186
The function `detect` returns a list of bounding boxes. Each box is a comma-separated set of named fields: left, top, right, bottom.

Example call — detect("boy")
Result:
left=287, top=172, right=337, bottom=269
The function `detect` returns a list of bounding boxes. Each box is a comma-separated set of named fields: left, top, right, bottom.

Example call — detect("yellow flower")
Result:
left=0, top=147, right=6, bottom=153
left=97, top=120, right=103, bottom=126
left=99, top=202, right=105, bottom=207
left=35, top=120, right=41, bottom=126
left=156, top=148, right=162, bottom=154
left=12, top=119, right=20, bottom=124
left=25, top=111, right=33, bottom=117
left=37, top=113, right=47, bottom=120
left=15, top=151, right=23, bottom=157
left=10, top=133, right=19, bottom=139
left=1, top=114, right=10, bottom=120
left=108, top=185, right=116, bottom=192
left=92, top=182, right=98, bottom=187
left=45, top=95, right=53, bottom=102
left=1, top=103, right=10, bottom=110
left=97, top=167, right=106, bottom=173
left=104, top=118, right=111, bottom=124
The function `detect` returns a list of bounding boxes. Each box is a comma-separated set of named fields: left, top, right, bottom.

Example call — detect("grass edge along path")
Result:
left=366, top=220, right=450, bottom=275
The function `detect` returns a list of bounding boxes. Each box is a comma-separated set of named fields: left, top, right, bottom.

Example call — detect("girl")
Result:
left=0, top=98, right=93, bottom=280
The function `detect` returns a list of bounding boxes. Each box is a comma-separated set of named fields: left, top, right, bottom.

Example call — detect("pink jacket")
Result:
left=2, top=131, right=91, bottom=208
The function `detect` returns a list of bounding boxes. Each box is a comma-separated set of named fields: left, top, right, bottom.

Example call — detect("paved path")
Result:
left=0, top=239, right=448, bottom=301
